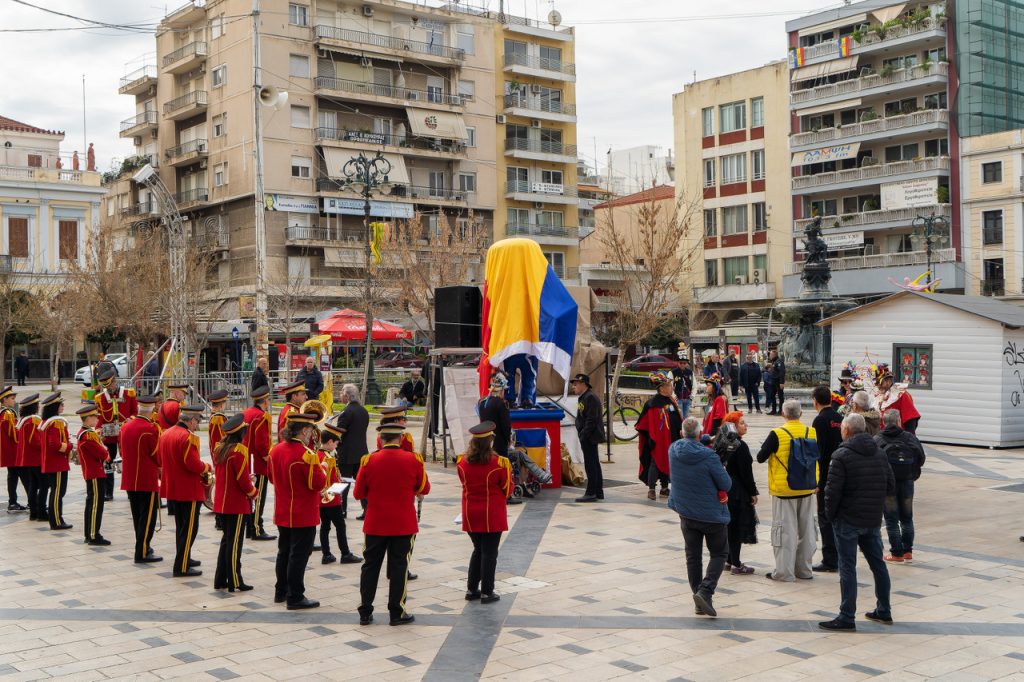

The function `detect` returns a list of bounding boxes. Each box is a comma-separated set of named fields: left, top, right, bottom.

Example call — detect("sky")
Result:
left=0, top=0, right=842, bottom=175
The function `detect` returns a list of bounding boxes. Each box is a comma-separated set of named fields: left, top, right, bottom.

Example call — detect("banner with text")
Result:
left=321, top=198, right=415, bottom=218
left=791, top=142, right=861, bottom=166
left=881, top=178, right=938, bottom=209
left=798, top=231, right=864, bottom=251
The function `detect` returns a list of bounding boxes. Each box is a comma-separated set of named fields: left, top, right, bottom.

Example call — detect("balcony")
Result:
left=785, top=247, right=955, bottom=275
left=504, top=138, right=577, bottom=163
left=796, top=17, right=945, bottom=66
left=314, top=76, right=462, bottom=110
left=162, top=41, right=208, bottom=74
left=193, top=224, right=229, bottom=250
left=164, top=90, right=208, bottom=120
left=790, top=109, right=949, bottom=151
left=505, top=180, right=579, bottom=205
left=163, top=0, right=206, bottom=29
left=792, top=156, right=949, bottom=193
left=782, top=248, right=962, bottom=297
left=118, top=65, right=157, bottom=96
left=503, top=53, right=576, bottom=82
left=175, top=187, right=208, bottom=208
left=503, top=94, right=576, bottom=123
left=316, top=177, right=468, bottom=203
left=506, top=223, right=579, bottom=245
left=121, top=200, right=159, bottom=218
left=791, top=62, right=948, bottom=108
left=794, top=204, right=952, bottom=236
left=314, top=25, right=466, bottom=65
left=315, top=128, right=467, bottom=158
left=119, top=111, right=159, bottom=138
left=165, top=139, right=208, bottom=167
left=693, top=282, right=776, bottom=305
left=0, top=165, right=102, bottom=187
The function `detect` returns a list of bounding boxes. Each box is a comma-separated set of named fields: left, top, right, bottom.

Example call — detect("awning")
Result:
left=323, top=247, right=362, bottom=268
left=871, top=3, right=906, bottom=23
left=317, top=309, right=412, bottom=341
left=321, top=148, right=410, bottom=185
left=797, top=12, right=867, bottom=37
left=795, top=97, right=863, bottom=116
left=791, top=142, right=861, bottom=166
left=790, top=55, right=859, bottom=82
left=405, top=107, right=468, bottom=140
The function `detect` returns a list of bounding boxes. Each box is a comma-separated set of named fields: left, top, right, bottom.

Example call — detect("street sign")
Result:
left=232, top=326, right=239, bottom=340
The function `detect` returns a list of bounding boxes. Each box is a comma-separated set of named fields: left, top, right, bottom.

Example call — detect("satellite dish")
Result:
left=548, top=9, right=562, bottom=27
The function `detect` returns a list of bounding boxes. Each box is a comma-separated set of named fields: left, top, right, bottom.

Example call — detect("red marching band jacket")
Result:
left=119, top=414, right=161, bottom=492
left=77, top=427, right=110, bottom=481
left=457, top=454, right=511, bottom=533
left=41, top=417, right=71, bottom=474
left=16, top=415, right=42, bottom=468
left=95, top=385, right=138, bottom=445
left=214, top=444, right=256, bottom=515
left=319, top=450, right=342, bottom=508
left=354, top=445, right=430, bottom=536
left=268, top=439, right=328, bottom=528
left=375, top=432, right=416, bottom=454
left=208, top=412, right=225, bottom=463
left=0, top=407, right=17, bottom=468
left=243, top=406, right=272, bottom=477
left=277, top=403, right=298, bottom=443
left=158, top=424, right=210, bottom=502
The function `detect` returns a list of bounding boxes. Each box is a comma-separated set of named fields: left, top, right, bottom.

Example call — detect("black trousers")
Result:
left=580, top=441, right=603, bottom=497
left=319, top=505, right=350, bottom=556
left=727, top=520, right=744, bottom=567
left=467, top=531, right=502, bottom=595
left=359, top=534, right=414, bottom=619
left=127, top=491, right=159, bottom=560
left=103, top=442, right=117, bottom=498
left=216, top=513, right=247, bottom=589
left=275, top=526, right=316, bottom=604
left=26, top=467, right=46, bottom=519
left=248, top=475, right=269, bottom=536
left=170, top=500, right=201, bottom=574
left=744, top=385, right=761, bottom=412
left=647, top=461, right=669, bottom=491
left=84, top=478, right=105, bottom=541
left=47, top=471, right=68, bottom=528
left=16, top=371, right=26, bottom=386
left=6, top=466, right=20, bottom=505
left=680, top=516, right=729, bottom=597
left=817, top=488, right=837, bottom=568
left=340, top=462, right=366, bottom=512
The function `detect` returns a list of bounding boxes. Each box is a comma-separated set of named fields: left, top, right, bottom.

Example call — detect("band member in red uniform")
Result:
left=355, top=422, right=431, bottom=626
left=213, top=414, right=257, bottom=592
left=268, top=411, right=327, bottom=610
left=207, top=389, right=229, bottom=531
left=94, top=368, right=137, bottom=500
left=40, top=393, right=72, bottom=530
left=636, top=371, right=683, bottom=500
left=159, top=405, right=211, bottom=577
left=157, top=383, right=188, bottom=431
left=77, top=404, right=111, bottom=545
left=276, top=380, right=307, bottom=443
left=120, top=394, right=162, bottom=562
left=16, top=394, right=45, bottom=521
left=1, top=386, right=26, bottom=512
left=243, top=385, right=274, bottom=541
left=875, top=364, right=921, bottom=434
left=318, top=423, right=361, bottom=566
left=374, top=405, right=416, bottom=453
left=458, top=422, right=512, bottom=603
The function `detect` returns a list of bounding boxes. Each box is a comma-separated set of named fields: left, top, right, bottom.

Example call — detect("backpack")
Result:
left=778, top=427, right=819, bottom=491
left=880, top=436, right=916, bottom=481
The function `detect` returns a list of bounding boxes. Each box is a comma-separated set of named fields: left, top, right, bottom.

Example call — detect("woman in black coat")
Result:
left=715, top=412, right=759, bottom=574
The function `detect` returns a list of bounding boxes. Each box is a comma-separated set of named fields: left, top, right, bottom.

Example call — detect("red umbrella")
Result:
left=317, top=309, right=412, bottom=341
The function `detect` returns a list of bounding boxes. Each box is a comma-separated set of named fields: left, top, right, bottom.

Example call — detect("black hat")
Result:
left=168, top=382, right=189, bottom=391
left=251, top=385, right=270, bottom=400
left=569, top=373, right=591, bottom=386
left=41, top=392, right=63, bottom=407
left=379, top=404, right=407, bottom=417
left=98, top=368, right=117, bottom=383
left=321, top=423, right=343, bottom=441
left=77, top=403, right=99, bottom=418
left=137, top=394, right=160, bottom=405
left=180, top=405, right=205, bottom=418
left=286, top=411, right=317, bottom=426
left=18, top=393, right=39, bottom=407
left=469, top=421, right=496, bottom=439
left=840, top=368, right=854, bottom=381
left=223, top=413, right=247, bottom=435
left=208, top=389, right=229, bottom=403
left=282, top=380, right=307, bottom=396
left=377, top=422, right=405, bottom=434
left=0, top=386, right=14, bottom=401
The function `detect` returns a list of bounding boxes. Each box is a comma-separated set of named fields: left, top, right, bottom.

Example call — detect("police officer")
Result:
left=570, top=374, right=606, bottom=503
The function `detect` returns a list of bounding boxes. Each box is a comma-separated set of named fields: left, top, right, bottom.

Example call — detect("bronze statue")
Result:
left=801, top=216, right=832, bottom=290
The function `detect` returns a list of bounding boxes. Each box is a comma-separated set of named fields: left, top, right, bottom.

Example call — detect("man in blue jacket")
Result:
left=668, top=417, right=731, bottom=618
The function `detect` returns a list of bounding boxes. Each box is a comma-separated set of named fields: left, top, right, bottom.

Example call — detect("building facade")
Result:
left=605, top=145, right=674, bottom=196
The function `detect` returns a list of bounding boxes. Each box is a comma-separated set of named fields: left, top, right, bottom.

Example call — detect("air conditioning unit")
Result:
left=529, top=84, right=542, bottom=94
left=147, top=85, right=157, bottom=96
left=362, top=4, right=374, bottom=17
left=530, top=119, right=541, bottom=128
left=495, top=114, right=507, bottom=124
left=734, top=275, right=747, bottom=285
left=360, top=57, right=372, bottom=68
left=534, top=201, right=545, bottom=209
left=151, top=130, right=159, bottom=139
left=198, top=63, right=206, bottom=74
left=198, top=159, right=208, bottom=169
left=407, top=91, right=419, bottom=100
left=197, top=141, right=207, bottom=152
left=752, top=268, right=765, bottom=285
left=347, top=236, right=359, bottom=243
left=217, top=251, right=229, bottom=261
left=133, top=136, right=142, bottom=146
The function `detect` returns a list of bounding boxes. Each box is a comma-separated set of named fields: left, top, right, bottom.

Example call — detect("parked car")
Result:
left=623, top=354, right=679, bottom=372
left=376, top=352, right=424, bottom=368
left=75, top=353, right=130, bottom=385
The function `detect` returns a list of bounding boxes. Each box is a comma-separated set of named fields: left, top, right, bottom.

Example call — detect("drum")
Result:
left=100, top=422, right=121, bottom=439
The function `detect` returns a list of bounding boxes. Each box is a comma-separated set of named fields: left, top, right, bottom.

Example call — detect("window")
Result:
left=983, top=210, right=1003, bottom=244
left=288, top=212, right=311, bottom=228
left=753, top=202, right=767, bottom=231
left=701, top=107, right=714, bottom=137
left=538, top=211, right=563, bottom=227
left=544, top=251, right=565, bottom=278
left=290, top=155, right=311, bottom=178
left=541, top=169, right=563, bottom=185
left=508, top=208, right=529, bottom=226
left=924, top=138, right=948, bottom=157
left=290, top=104, right=310, bottom=128
left=884, top=97, right=916, bottom=117
left=882, top=54, right=918, bottom=71
left=211, top=64, right=226, bottom=88
left=720, top=101, right=745, bottom=133
left=703, top=209, right=717, bottom=237
left=456, top=25, right=474, bottom=54
left=211, top=14, right=224, bottom=39
left=723, top=256, right=749, bottom=283
left=466, top=127, right=476, bottom=147
left=703, top=158, right=715, bottom=188
left=807, top=198, right=838, bottom=217
left=458, top=172, right=476, bottom=193
left=212, top=113, right=227, bottom=137
left=923, top=47, right=946, bottom=63
left=27, top=154, right=42, bottom=168
left=213, top=162, right=228, bottom=187
left=704, top=260, right=718, bottom=286
left=803, top=113, right=834, bottom=132
left=982, top=161, right=1003, bottom=184
left=426, top=76, right=445, bottom=103
left=751, top=149, right=765, bottom=180
left=924, top=91, right=947, bottom=110
left=429, top=171, right=446, bottom=197
left=720, top=153, right=746, bottom=184
left=893, top=344, right=932, bottom=389
left=457, top=80, right=475, bottom=101
left=751, top=97, right=764, bottom=127
left=984, top=258, right=1005, bottom=295
left=540, top=45, right=562, bottom=70
left=507, top=166, right=528, bottom=191
left=722, top=205, right=748, bottom=235
left=7, top=217, right=28, bottom=258
left=288, top=3, right=308, bottom=26
left=58, top=219, right=78, bottom=261
left=884, top=143, right=919, bottom=162
left=289, top=54, right=309, bottom=78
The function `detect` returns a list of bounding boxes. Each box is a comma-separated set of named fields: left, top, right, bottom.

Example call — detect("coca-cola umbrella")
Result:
left=317, top=309, right=412, bottom=341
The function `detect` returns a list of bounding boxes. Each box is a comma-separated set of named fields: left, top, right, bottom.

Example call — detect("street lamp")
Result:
left=912, top=211, right=949, bottom=286
left=340, top=152, right=392, bottom=405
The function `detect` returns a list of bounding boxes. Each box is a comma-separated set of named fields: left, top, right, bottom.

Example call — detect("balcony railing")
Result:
left=792, top=156, right=949, bottom=190
left=162, top=41, right=208, bottom=67
left=506, top=223, right=580, bottom=239
left=314, top=76, right=463, bottom=106
left=791, top=109, right=949, bottom=147
left=315, top=128, right=467, bottom=153
left=503, top=52, right=576, bottom=76
left=122, top=200, right=157, bottom=216
left=316, top=177, right=467, bottom=201
left=118, top=65, right=157, bottom=93
left=164, top=90, right=208, bottom=115
left=983, top=279, right=1006, bottom=296
left=176, top=188, right=208, bottom=206
left=791, top=62, right=948, bottom=105
left=194, top=225, right=229, bottom=249
left=286, top=226, right=334, bottom=242
left=784, top=247, right=956, bottom=275
left=166, top=139, right=208, bottom=161
left=314, top=24, right=466, bottom=61
left=120, top=111, right=159, bottom=133
left=506, top=180, right=578, bottom=198
left=504, top=138, right=578, bottom=157
left=794, top=204, right=952, bottom=233
left=503, top=94, right=576, bottom=116
left=796, top=17, right=944, bottom=63
left=0, top=165, right=100, bottom=186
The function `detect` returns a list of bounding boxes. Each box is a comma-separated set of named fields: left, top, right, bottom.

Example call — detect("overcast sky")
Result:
left=0, top=0, right=839, bottom=173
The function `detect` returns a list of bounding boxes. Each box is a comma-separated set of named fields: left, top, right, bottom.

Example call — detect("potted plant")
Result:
left=863, top=198, right=879, bottom=211
left=852, top=27, right=864, bottom=43
left=921, top=57, right=933, bottom=71
left=860, top=110, right=878, bottom=122
left=937, top=185, right=950, bottom=203
left=880, top=63, right=895, bottom=78
left=861, top=156, right=880, bottom=168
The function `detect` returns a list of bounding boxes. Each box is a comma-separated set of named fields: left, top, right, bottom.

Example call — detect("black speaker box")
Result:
left=434, top=286, right=481, bottom=348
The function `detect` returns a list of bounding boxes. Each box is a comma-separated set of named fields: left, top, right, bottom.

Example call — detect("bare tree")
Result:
left=27, top=278, right=84, bottom=390
left=169, top=242, right=228, bottom=390
left=0, top=262, right=35, bottom=384
left=267, top=262, right=313, bottom=377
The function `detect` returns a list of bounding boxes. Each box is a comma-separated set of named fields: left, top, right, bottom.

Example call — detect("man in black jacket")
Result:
left=766, top=350, right=786, bottom=415
left=875, top=409, right=926, bottom=563
left=335, top=383, right=370, bottom=519
left=398, top=370, right=426, bottom=408
left=820, top=413, right=895, bottom=631
left=738, top=354, right=762, bottom=414
left=570, top=373, right=605, bottom=503
left=251, top=356, right=270, bottom=394
left=477, top=375, right=512, bottom=458
left=295, top=356, right=324, bottom=400
left=811, top=386, right=843, bottom=573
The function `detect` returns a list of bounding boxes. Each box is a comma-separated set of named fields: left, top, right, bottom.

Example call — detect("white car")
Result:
left=75, top=353, right=130, bottom=385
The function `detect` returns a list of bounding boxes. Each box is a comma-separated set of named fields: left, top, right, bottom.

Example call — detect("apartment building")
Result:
left=784, top=1, right=961, bottom=299
left=672, top=61, right=792, bottom=329
left=605, top=145, right=674, bottom=196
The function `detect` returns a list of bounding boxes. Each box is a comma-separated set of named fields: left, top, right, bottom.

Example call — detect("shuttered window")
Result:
left=8, top=217, right=28, bottom=258
left=58, top=219, right=78, bottom=260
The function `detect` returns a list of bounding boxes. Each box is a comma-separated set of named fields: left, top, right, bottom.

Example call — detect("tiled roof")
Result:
left=0, top=115, right=63, bottom=136
left=594, top=185, right=676, bottom=209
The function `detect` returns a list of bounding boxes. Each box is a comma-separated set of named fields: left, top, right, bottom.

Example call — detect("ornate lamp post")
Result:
left=912, top=211, right=949, bottom=286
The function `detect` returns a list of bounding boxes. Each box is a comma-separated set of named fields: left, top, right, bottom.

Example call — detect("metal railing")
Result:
left=506, top=223, right=579, bottom=239
left=314, top=76, right=463, bottom=106
left=286, top=225, right=334, bottom=242
left=791, top=109, right=949, bottom=147
left=791, top=62, right=948, bottom=105
left=792, top=156, right=949, bottom=190
left=784, top=247, right=956, bottom=275
left=796, top=18, right=943, bottom=62
left=164, top=90, right=208, bottom=115
left=503, top=94, right=576, bottom=116
left=794, top=204, right=952, bottom=233
left=983, top=279, right=1006, bottom=296
left=193, top=225, right=229, bottom=248
left=176, top=188, right=208, bottom=205
left=503, top=52, right=576, bottom=76
left=506, top=180, right=578, bottom=198
left=314, top=24, right=466, bottom=61
left=315, top=176, right=467, bottom=201
left=315, top=127, right=467, bottom=153
left=122, top=200, right=157, bottom=216
left=119, top=110, right=158, bottom=132
left=504, top=138, right=578, bottom=156
left=166, top=138, right=208, bottom=161
left=119, top=65, right=157, bottom=92
left=162, top=41, right=208, bottom=67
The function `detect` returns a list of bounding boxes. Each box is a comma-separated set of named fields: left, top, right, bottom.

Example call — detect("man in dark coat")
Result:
left=875, top=409, right=926, bottom=563
left=819, top=412, right=895, bottom=631
left=738, top=353, right=762, bottom=414
left=766, top=349, right=786, bottom=415
left=251, top=356, right=270, bottom=394
left=14, top=352, right=29, bottom=386
left=335, top=383, right=370, bottom=518
left=295, top=356, right=324, bottom=400
left=811, top=386, right=843, bottom=573
left=477, top=375, right=512, bottom=457
left=570, top=373, right=605, bottom=503
left=398, top=370, right=426, bottom=407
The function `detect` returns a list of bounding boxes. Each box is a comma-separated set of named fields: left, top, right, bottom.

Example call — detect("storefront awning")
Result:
left=790, top=55, right=859, bottom=82
left=871, top=3, right=906, bottom=23
left=791, top=141, right=861, bottom=166
left=797, top=12, right=867, bottom=37
left=321, top=148, right=410, bottom=185
left=405, top=107, right=468, bottom=140
left=795, top=97, right=863, bottom=116
left=323, top=247, right=362, bottom=268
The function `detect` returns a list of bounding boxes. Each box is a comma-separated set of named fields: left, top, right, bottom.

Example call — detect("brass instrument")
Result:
left=69, top=446, right=79, bottom=466
left=201, top=470, right=216, bottom=510
left=320, top=453, right=337, bottom=504
left=300, top=399, right=331, bottom=450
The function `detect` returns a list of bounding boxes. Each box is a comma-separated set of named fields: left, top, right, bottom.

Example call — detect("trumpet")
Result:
left=301, top=399, right=331, bottom=450
left=320, top=453, right=337, bottom=504
left=201, top=470, right=216, bottom=511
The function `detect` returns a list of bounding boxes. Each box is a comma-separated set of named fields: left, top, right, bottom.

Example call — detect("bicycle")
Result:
left=607, top=392, right=641, bottom=442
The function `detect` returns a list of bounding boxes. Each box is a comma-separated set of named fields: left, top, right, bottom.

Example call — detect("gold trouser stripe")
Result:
left=230, top=514, right=242, bottom=587
left=142, top=493, right=155, bottom=556
left=181, top=501, right=197, bottom=573
left=253, top=476, right=266, bottom=534
left=399, top=535, right=416, bottom=617
left=54, top=472, right=63, bottom=524
left=90, top=480, right=99, bottom=539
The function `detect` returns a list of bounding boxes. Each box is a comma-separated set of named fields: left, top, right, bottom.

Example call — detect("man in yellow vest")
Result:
left=756, top=398, right=818, bottom=582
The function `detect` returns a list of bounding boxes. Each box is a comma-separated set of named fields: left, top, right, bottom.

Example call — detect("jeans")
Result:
left=680, top=516, right=728, bottom=596
left=833, top=519, right=892, bottom=624
left=503, top=354, right=538, bottom=406
left=764, top=381, right=776, bottom=411
left=816, top=488, right=837, bottom=568
left=580, top=441, right=603, bottom=498
left=884, top=479, right=915, bottom=557
left=678, top=399, right=691, bottom=419
left=744, top=386, right=761, bottom=412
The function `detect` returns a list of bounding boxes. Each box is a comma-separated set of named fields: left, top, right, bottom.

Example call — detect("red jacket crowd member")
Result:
left=40, top=393, right=72, bottom=530
left=77, top=404, right=111, bottom=546
left=457, top=421, right=512, bottom=603
left=636, top=372, right=683, bottom=500
left=212, top=413, right=257, bottom=593
left=16, top=394, right=45, bottom=520
left=243, top=385, right=274, bottom=540
left=156, top=383, right=188, bottom=431
left=0, top=385, right=26, bottom=512
left=94, top=368, right=137, bottom=500
left=268, top=411, right=326, bottom=610
left=875, top=364, right=922, bottom=434
left=158, top=405, right=210, bottom=577
left=120, top=395, right=163, bottom=563
left=276, top=380, right=308, bottom=443
left=318, top=422, right=361, bottom=566
left=355, top=423, right=431, bottom=626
